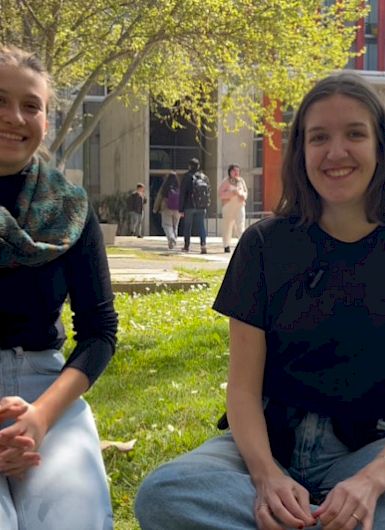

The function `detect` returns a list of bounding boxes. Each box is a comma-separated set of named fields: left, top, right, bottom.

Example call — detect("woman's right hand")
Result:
left=0, top=397, right=40, bottom=478
left=254, top=473, right=317, bottom=529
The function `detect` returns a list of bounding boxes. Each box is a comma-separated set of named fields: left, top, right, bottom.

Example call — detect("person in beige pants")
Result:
left=218, top=164, right=248, bottom=252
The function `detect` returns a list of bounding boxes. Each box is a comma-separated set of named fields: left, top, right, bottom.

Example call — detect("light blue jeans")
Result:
left=0, top=348, right=113, bottom=530
left=161, top=208, right=180, bottom=246
left=135, top=412, right=385, bottom=529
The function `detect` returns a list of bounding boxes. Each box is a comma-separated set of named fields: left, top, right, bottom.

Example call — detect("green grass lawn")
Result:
left=62, top=270, right=229, bottom=529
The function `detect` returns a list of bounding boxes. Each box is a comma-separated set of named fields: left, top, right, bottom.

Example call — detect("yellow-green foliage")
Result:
left=0, top=0, right=368, bottom=166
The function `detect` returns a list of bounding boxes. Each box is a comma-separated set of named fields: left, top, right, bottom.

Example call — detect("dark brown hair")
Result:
left=275, top=72, right=385, bottom=224
left=160, top=171, right=179, bottom=198
left=228, top=164, right=240, bottom=177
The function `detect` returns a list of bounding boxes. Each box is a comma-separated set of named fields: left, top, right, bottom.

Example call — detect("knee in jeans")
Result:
left=135, top=467, right=177, bottom=525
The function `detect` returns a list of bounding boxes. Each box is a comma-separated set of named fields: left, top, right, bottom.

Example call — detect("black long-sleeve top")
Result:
left=0, top=173, right=118, bottom=387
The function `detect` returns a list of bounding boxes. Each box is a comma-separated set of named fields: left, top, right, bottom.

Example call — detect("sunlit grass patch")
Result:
left=62, top=271, right=229, bottom=529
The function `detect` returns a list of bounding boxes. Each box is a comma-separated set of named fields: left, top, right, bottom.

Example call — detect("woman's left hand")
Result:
left=0, top=396, right=48, bottom=449
left=314, top=471, right=384, bottom=530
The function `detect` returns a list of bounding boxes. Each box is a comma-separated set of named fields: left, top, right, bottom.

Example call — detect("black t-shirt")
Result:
left=213, top=216, right=385, bottom=420
left=0, top=173, right=118, bottom=386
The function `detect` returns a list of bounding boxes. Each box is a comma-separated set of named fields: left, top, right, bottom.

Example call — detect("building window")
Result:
left=149, top=111, right=202, bottom=170
left=253, top=133, right=263, bottom=169
left=251, top=173, right=263, bottom=215
left=364, top=0, right=378, bottom=70
left=281, top=108, right=294, bottom=155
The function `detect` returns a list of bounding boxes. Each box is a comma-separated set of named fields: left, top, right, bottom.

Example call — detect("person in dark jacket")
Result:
left=179, top=157, right=211, bottom=254
left=136, top=73, right=385, bottom=530
left=128, top=182, right=147, bottom=237
left=0, top=45, right=117, bottom=529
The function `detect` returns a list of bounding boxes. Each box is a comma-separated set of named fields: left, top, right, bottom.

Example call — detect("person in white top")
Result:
left=218, top=164, right=248, bottom=252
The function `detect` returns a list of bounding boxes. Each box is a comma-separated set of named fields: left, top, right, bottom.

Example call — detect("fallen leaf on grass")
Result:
left=101, top=439, right=137, bottom=452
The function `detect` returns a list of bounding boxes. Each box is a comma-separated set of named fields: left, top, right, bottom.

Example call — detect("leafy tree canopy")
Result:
left=0, top=0, right=368, bottom=167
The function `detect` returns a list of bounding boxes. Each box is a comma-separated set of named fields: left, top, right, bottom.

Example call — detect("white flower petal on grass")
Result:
left=191, top=390, right=198, bottom=394
left=167, top=424, right=175, bottom=432
left=220, top=382, right=228, bottom=390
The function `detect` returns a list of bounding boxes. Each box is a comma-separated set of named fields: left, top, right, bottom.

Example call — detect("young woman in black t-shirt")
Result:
left=136, top=73, right=385, bottom=530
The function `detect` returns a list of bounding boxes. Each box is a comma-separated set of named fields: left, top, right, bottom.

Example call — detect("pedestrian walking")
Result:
left=218, top=163, right=248, bottom=252
left=179, top=157, right=211, bottom=254
left=153, top=171, right=181, bottom=249
left=0, top=45, right=117, bottom=529
left=128, top=183, right=147, bottom=237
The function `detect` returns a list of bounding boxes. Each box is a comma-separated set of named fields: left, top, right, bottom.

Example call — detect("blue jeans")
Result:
left=135, top=412, right=385, bottom=529
left=183, top=208, right=206, bottom=247
left=0, top=348, right=113, bottom=530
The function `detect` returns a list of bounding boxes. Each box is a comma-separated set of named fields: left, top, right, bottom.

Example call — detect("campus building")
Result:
left=76, top=0, right=384, bottom=236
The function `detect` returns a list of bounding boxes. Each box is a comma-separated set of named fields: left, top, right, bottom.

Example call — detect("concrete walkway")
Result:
left=108, top=236, right=232, bottom=292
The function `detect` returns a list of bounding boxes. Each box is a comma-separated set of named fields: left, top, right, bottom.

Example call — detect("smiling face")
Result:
left=304, top=94, right=377, bottom=214
left=0, top=64, right=48, bottom=176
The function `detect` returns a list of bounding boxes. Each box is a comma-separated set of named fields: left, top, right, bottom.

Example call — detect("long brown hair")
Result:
left=160, top=171, right=179, bottom=198
left=275, top=72, right=385, bottom=224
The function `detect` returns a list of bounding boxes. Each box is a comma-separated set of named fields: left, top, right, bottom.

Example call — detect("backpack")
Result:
left=166, top=188, right=180, bottom=210
left=191, top=172, right=211, bottom=209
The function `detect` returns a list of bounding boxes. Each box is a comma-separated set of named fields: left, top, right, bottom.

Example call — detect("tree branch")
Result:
left=57, top=38, right=161, bottom=169
left=18, top=0, right=46, bottom=32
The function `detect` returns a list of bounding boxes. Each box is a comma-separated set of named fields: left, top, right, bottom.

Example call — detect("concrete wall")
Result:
left=99, top=98, right=150, bottom=233
left=219, top=125, right=254, bottom=214
left=203, top=133, right=218, bottom=218
left=99, top=99, right=149, bottom=196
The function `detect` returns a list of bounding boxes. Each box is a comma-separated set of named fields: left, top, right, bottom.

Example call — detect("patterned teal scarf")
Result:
left=0, top=156, right=88, bottom=267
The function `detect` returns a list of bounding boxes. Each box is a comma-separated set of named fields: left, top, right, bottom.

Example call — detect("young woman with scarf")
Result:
left=136, top=72, right=385, bottom=530
left=0, top=46, right=117, bottom=529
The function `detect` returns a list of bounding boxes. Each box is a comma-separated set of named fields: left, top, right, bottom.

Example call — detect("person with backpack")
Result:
left=218, top=164, right=248, bottom=253
left=153, top=172, right=181, bottom=249
left=179, top=158, right=211, bottom=254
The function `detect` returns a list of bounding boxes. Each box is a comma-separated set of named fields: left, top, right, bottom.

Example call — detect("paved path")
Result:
left=108, top=236, right=232, bottom=284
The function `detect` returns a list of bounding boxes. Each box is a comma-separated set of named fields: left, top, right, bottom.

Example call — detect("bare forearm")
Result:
left=356, top=453, right=385, bottom=493
left=227, top=388, right=282, bottom=484
left=33, top=367, right=89, bottom=431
